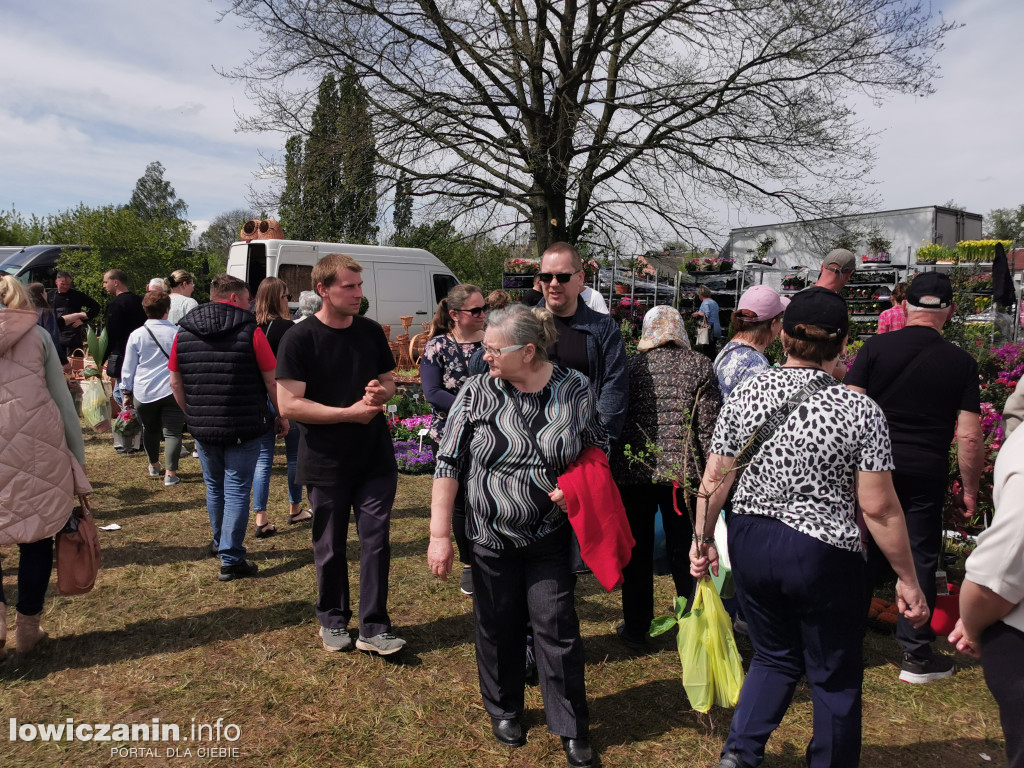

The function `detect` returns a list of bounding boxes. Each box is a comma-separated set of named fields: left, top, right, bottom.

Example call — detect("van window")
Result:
left=279, top=263, right=313, bottom=301
left=245, top=243, right=267, bottom=294
left=432, top=272, right=457, bottom=304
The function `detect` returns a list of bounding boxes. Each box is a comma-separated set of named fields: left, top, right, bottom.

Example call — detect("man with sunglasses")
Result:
left=537, top=242, right=628, bottom=441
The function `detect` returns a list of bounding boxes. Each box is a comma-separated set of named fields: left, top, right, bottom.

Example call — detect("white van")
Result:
left=225, top=239, right=459, bottom=331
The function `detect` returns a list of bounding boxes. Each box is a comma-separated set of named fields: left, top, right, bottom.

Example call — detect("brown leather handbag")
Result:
left=55, top=496, right=102, bottom=595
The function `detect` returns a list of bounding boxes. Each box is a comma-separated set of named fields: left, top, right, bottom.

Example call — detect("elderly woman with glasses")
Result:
left=428, top=304, right=606, bottom=768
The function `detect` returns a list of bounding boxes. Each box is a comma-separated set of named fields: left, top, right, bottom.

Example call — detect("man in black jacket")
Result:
left=102, top=269, right=147, bottom=452
left=169, top=274, right=288, bottom=582
left=48, top=271, right=100, bottom=356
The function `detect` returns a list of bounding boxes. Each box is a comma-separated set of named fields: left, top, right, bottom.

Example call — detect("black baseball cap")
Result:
left=783, top=286, right=849, bottom=339
left=907, top=272, right=954, bottom=309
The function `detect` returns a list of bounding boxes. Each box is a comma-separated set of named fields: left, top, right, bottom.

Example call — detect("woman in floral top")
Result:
left=713, top=285, right=788, bottom=399
left=419, top=283, right=485, bottom=594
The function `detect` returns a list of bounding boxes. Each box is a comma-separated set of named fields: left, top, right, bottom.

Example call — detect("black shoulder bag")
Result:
left=144, top=325, right=170, bottom=359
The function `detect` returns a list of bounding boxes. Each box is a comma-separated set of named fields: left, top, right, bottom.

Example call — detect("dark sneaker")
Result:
left=717, top=752, right=754, bottom=768
left=899, top=652, right=954, bottom=684
left=218, top=560, right=259, bottom=582
left=459, top=567, right=474, bottom=596
left=355, top=632, right=407, bottom=656
left=319, top=626, right=353, bottom=652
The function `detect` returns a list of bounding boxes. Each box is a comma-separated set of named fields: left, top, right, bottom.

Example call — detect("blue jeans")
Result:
left=252, top=423, right=301, bottom=512
left=197, top=438, right=262, bottom=566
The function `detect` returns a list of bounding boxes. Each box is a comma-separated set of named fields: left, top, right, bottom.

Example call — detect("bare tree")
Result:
left=224, top=0, right=955, bottom=252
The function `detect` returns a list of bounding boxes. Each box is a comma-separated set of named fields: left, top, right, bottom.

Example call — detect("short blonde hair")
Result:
left=312, top=253, right=362, bottom=291
left=0, top=275, right=32, bottom=309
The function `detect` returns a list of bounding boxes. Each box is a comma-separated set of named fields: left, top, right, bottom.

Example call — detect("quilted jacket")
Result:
left=0, top=308, right=85, bottom=544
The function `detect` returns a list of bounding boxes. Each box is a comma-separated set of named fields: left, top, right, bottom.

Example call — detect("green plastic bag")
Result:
left=651, top=577, right=744, bottom=713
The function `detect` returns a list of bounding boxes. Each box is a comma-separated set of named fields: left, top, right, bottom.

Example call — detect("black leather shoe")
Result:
left=491, top=717, right=525, bottom=747
left=560, top=736, right=594, bottom=768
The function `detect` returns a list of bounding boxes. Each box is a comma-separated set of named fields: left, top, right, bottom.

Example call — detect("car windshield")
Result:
left=0, top=258, right=24, bottom=274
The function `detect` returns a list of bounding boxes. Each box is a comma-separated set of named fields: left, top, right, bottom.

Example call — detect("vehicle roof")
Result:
left=231, top=239, right=447, bottom=266
left=0, top=244, right=90, bottom=273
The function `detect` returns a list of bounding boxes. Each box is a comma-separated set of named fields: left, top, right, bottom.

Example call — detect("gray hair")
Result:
left=297, top=290, right=322, bottom=317
left=148, top=277, right=169, bottom=292
left=486, top=303, right=558, bottom=362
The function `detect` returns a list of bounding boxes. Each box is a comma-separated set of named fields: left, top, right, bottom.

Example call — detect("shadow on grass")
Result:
left=764, top=738, right=1006, bottom=767
left=1, top=599, right=312, bottom=681
left=590, top=678, right=703, bottom=745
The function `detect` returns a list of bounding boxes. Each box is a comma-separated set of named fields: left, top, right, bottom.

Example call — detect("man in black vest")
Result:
left=169, top=274, right=288, bottom=581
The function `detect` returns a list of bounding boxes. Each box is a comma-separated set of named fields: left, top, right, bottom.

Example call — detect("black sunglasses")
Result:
left=536, top=271, right=580, bottom=284
left=284, top=293, right=293, bottom=301
left=453, top=306, right=485, bottom=317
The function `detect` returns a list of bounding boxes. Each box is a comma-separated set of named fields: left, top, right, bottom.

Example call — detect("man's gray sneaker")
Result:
left=320, top=626, right=354, bottom=652
left=355, top=632, right=407, bottom=656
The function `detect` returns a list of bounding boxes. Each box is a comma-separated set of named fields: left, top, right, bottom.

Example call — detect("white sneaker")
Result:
left=148, top=464, right=162, bottom=478
left=164, top=475, right=180, bottom=487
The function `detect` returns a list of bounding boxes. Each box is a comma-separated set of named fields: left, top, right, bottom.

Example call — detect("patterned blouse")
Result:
left=876, top=305, right=907, bottom=334
left=611, top=346, right=721, bottom=488
left=435, top=365, right=608, bottom=550
left=713, top=341, right=771, bottom=399
left=711, top=368, right=893, bottom=553
left=419, top=335, right=483, bottom=440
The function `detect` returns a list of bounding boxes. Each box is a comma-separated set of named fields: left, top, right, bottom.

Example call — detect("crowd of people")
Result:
left=1, top=244, right=1022, bottom=768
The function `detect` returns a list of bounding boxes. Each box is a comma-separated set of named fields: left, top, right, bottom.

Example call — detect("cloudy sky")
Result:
left=1, top=0, right=1020, bottom=242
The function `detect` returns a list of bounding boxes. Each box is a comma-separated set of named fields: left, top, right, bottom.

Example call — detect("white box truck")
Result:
left=225, top=239, right=459, bottom=330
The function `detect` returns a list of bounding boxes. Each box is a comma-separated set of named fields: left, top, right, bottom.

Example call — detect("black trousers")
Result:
left=452, top=481, right=471, bottom=566
left=0, top=538, right=54, bottom=617
left=982, top=621, right=1024, bottom=768
left=619, top=483, right=694, bottom=637
left=135, top=394, right=186, bottom=470
left=868, top=471, right=946, bottom=659
left=471, top=525, right=588, bottom=738
left=309, top=470, right=397, bottom=638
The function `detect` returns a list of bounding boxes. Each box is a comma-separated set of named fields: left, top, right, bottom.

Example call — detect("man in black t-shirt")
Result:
left=276, top=253, right=406, bottom=657
left=102, top=269, right=147, bottom=452
left=847, top=272, right=983, bottom=684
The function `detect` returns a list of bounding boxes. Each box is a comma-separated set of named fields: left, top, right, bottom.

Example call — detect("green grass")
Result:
left=0, top=428, right=1007, bottom=767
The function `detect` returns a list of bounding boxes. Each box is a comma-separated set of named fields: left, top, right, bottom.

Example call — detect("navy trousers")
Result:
left=725, top=514, right=866, bottom=768
left=309, top=470, right=397, bottom=638
left=471, top=524, right=589, bottom=738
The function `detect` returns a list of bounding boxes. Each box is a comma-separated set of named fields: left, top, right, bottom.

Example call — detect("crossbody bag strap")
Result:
left=872, top=333, right=943, bottom=408
left=732, top=373, right=836, bottom=480
left=144, top=325, right=170, bottom=359
left=507, top=388, right=558, bottom=488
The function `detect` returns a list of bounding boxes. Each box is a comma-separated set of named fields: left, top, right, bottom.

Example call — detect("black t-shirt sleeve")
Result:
left=275, top=324, right=308, bottom=382
left=845, top=344, right=870, bottom=389
left=960, top=356, right=981, bottom=413
left=376, top=322, right=397, bottom=374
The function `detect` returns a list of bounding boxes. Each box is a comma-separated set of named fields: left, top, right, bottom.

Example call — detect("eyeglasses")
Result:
left=482, top=343, right=525, bottom=358
left=452, top=306, right=485, bottom=317
left=536, top=271, right=581, bottom=284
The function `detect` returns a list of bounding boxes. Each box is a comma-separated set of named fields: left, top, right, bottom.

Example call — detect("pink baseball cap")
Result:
left=737, top=285, right=788, bottom=321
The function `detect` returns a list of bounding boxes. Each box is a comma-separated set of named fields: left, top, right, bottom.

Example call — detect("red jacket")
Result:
left=559, top=446, right=634, bottom=591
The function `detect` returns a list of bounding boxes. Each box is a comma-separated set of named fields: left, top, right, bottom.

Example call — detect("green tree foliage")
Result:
left=129, top=161, right=189, bottom=222
left=287, top=70, right=379, bottom=244
left=228, top=0, right=955, bottom=252
left=337, top=64, right=378, bottom=243
left=278, top=135, right=308, bottom=241
left=45, top=204, right=199, bottom=313
left=0, top=208, right=46, bottom=246
left=402, top=220, right=505, bottom=291
left=985, top=205, right=1024, bottom=243
left=392, top=172, right=413, bottom=244
left=196, top=208, right=257, bottom=272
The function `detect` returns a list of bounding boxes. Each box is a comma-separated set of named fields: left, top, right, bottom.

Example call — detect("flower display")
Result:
left=389, top=414, right=433, bottom=441
left=393, top=440, right=436, bottom=474
left=503, top=258, right=539, bottom=275
left=861, top=252, right=890, bottom=263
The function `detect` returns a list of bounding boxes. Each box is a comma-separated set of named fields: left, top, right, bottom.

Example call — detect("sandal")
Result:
left=255, top=523, right=277, bottom=539
left=288, top=509, right=313, bottom=525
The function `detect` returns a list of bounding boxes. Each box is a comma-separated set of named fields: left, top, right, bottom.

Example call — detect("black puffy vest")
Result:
left=175, top=302, right=271, bottom=444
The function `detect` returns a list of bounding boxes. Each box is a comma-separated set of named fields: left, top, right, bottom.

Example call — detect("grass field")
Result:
left=0, top=428, right=1007, bottom=767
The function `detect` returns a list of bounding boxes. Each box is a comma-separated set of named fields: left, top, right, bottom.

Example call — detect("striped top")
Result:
left=435, top=365, right=608, bottom=550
